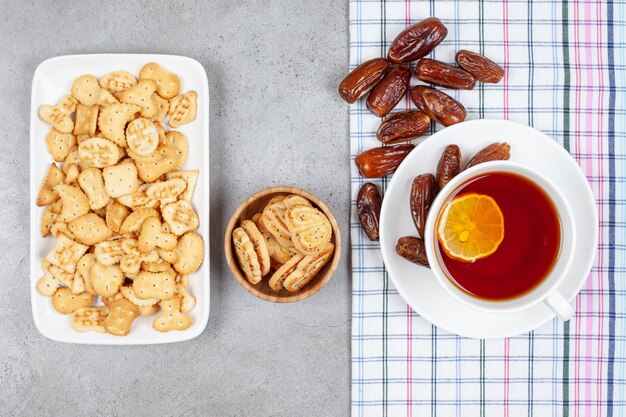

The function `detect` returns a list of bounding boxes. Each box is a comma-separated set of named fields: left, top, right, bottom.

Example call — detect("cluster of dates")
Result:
left=338, top=17, right=505, bottom=179
left=358, top=142, right=511, bottom=267
left=341, top=16, right=508, bottom=266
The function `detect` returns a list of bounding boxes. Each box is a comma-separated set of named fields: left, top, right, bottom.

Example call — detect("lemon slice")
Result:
left=437, top=193, right=505, bottom=262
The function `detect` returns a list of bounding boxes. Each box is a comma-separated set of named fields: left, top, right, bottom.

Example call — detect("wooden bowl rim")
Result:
left=224, top=186, right=342, bottom=303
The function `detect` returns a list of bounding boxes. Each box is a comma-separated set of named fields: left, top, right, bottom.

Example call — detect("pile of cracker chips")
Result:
left=233, top=194, right=335, bottom=292
left=36, top=63, right=204, bottom=336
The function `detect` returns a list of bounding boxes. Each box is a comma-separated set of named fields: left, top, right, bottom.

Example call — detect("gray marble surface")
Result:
left=0, top=1, right=350, bottom=416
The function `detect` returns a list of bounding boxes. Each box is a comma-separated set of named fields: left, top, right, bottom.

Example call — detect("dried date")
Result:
left=455, top=50, right=504, bottom=84
left=387, top=17, right=448, bottom=64
left=410, top=173, right=439, bottom=238
left=357, top=183, right=382, bottom=241
left=355, top=144, right=415, bottom=178
left=396, top=236, right=429, bottom=267
left=466, top=142, right=511, bottom=169
left=366, top=65, right=412, bottom=117
left=410, top=86, right=466, bottom=127
left=436, top=145, right=461, bottom=189
left=376, top=110, right=430, bottom=144
left=415, top=58, right=476, bottom=90
left=338, top=58, right=391, bottom=104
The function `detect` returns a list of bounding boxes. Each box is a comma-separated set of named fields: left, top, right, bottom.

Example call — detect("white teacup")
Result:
left=424, top=161, right=576, bottom=321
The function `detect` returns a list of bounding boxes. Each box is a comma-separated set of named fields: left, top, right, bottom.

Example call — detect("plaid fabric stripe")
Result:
left=350, top=1, right=626, bottom=416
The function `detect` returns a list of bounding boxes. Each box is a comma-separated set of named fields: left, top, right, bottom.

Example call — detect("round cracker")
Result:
left=71, top=75, right=101, bottom=106
left=173, top=232, right=204, bottom=275
left=126, top=118, right=159, bottom=157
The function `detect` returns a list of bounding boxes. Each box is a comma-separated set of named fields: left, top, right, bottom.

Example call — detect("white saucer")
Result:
left=379, top=119, right=598, bottom=339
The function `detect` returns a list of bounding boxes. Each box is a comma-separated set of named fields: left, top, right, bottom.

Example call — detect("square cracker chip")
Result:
left=45, top=234, right=89, bottom=274
left=76, top=253, right=96, bottom=294
left=71, top=271, right=87, bottom=295
left=165, top=170, right=199, bottom=201
left=118, top=208, right=159, bottom=234
left=73, top=104, right=99, bottom=136
left=120, top=238, right=159, bottom=277
left=102, top=162, right=139, bottom=198
left=105, top=200, right=130, bottom=233
left=49, top=222, right=76, bottom=240
left=63, top=147, right=90, bottom=172
left=64, top=163, right=80, bottom=185
left=48, top=264, right=74, bottom=287
left=94, top=239, right=125, bottom=266
left=116, top=184, right=157, bottom=209
left=145, top=178, right=186, bottom=207
left=41, top=205, right=59, bottom=237
left=98, top=90, right=119, bottom=106
left=57, top=95, right=78, bottom=114
left=175, top=283, right=196, bottom=313
left=37, top=163, right=65, bottom=206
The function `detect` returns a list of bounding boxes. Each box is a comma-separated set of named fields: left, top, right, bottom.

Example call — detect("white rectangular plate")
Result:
left=30, top=54, right=210, bottom=344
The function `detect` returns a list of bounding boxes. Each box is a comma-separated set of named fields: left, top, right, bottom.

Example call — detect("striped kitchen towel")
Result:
left=350, top=1, right=626, bottom=416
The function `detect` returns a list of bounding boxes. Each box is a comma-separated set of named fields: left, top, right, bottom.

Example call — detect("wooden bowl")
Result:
left=224, top=186, right=342, bottom=303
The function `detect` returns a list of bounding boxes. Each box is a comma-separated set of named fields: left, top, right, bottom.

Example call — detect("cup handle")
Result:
left=544, top=292, right=574, bottom=321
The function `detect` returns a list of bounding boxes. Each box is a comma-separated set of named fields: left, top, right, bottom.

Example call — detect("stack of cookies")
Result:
left=232, top=194, right=335, bottom=292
